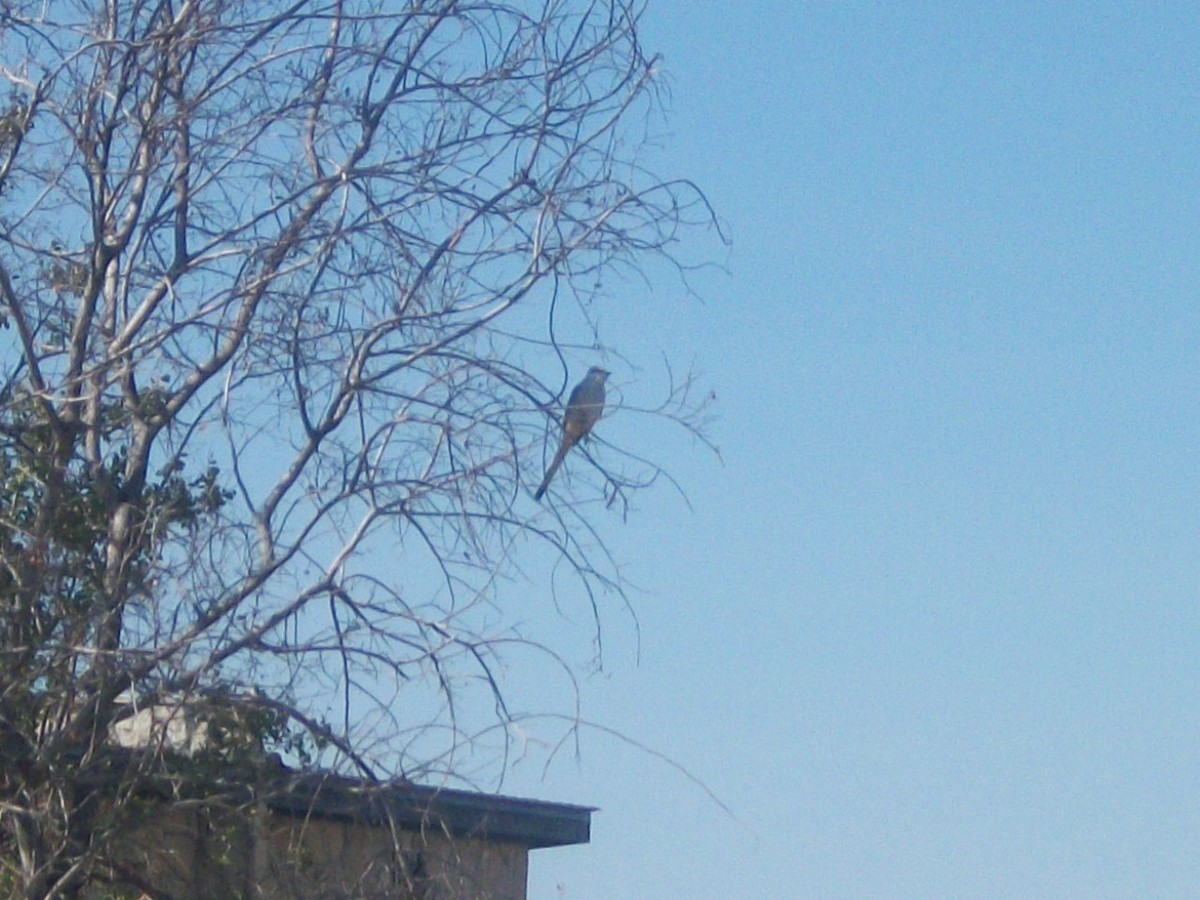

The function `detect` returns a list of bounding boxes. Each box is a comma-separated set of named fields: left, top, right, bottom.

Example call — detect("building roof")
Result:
left=103, top=697, right=593, bottom=850
left=268, top=773, right=593, bottom=849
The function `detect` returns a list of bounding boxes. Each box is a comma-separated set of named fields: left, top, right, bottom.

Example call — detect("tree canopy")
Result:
left=0, top=1, right=717, bottom=894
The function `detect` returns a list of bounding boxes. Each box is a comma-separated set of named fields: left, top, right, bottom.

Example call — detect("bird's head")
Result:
left=587, top=366, right=611, bottom=382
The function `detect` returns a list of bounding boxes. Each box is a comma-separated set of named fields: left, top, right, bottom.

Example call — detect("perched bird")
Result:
left=533, top=367, right=610, bottom=501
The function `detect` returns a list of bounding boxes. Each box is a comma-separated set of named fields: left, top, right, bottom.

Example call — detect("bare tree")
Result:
left=0, top=0, right=718, bottom=895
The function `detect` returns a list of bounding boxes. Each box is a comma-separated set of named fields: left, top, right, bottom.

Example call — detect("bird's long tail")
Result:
left=533, top=443, right=570, bottom=501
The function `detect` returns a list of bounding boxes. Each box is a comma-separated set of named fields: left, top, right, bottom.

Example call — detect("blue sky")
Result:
left=512, top=4, right=1200, bottom=898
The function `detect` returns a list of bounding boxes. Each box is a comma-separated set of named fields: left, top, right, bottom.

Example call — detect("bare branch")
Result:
left=0, top=2, right=722, bottom=893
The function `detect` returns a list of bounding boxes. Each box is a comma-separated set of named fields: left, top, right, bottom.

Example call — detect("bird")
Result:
left=533, top=367, right=610, bottom=501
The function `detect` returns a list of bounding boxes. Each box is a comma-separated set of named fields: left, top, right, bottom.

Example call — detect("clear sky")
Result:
left=512, top=4, right=1200, bottom=898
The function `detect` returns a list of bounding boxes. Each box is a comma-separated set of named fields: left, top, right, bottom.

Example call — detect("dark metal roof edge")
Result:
left=68, top=748, right=592, bottom=849
left=267, top=777, right=594, bottom=849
